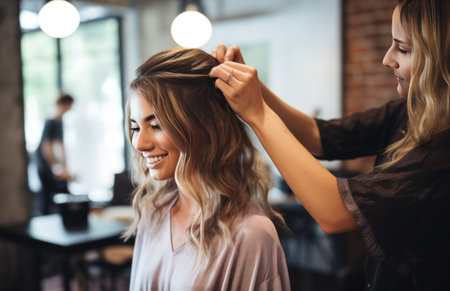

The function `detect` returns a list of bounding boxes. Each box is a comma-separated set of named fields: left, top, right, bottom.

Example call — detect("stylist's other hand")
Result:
left=211, top=44, right=246, bottom=64
left=58, top=169, right=73, bottom=181
left=209, top=62, right=266, bottom=125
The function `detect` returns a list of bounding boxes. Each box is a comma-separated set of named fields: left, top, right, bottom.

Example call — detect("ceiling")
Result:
left=20, top=0, right=300, bottom=21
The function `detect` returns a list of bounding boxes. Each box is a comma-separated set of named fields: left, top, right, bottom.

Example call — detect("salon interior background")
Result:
left=16, top=0, right=396, bottom=202
left=0, top=0, right=396, bottom=287
left=19, top=0, right=345, bottom=203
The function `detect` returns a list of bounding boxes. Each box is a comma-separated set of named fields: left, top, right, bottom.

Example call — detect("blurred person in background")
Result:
left=36, top=93, right=74, bottom=215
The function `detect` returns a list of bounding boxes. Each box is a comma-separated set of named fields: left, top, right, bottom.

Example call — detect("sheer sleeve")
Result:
left=316, top=98, right=407, bottom=160
left=338, top=130, right=450, bottom=276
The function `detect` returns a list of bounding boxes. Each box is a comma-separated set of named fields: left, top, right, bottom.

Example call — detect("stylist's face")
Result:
left=129, top=93, right=180, bottom=181
left=383, top=6, right=411, bottom=98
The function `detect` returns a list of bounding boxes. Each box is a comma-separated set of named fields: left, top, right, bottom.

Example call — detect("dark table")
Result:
left=0, top=213, right=129, bottom=291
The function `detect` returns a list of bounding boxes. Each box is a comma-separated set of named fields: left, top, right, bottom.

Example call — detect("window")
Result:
left=22, top=18, right=125, bottom=202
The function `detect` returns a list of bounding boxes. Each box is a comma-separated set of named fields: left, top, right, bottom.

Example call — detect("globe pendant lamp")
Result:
left=171, top=1, right=212, bottom=48
left=38, top=0, right=80, bottom=38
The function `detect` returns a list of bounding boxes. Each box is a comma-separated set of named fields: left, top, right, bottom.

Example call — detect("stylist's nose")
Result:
left=133, top=130, right=154, bottom=153
left=382, top=45, right=398, bottom=69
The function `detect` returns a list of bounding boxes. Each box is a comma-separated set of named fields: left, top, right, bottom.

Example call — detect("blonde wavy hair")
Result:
left=381, top=0, right=450, bottom=168
left=123, top=47, right=284, bottom=267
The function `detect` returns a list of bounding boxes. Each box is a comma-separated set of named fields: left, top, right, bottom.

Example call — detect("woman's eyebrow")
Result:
left=144, top=114, right=155, bottom=122
left=129, top=114, right=155, bottom=124
left=394, top=38, right=406, bottom=44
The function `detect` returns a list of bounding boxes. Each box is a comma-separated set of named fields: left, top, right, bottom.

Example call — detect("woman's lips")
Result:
left=146, top=154, right=168, bottom=168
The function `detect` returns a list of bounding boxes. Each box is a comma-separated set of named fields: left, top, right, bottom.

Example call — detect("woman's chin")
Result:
left=149, top=170, right=174, bottom=182
left=397, top=84, right=409, bottom=98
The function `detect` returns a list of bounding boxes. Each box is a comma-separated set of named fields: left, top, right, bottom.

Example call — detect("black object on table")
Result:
left=0, top=213, right=129, bottom=291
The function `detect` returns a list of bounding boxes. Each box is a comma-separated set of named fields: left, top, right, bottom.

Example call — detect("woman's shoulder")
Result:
left=232, top=200, right=280, bottom=244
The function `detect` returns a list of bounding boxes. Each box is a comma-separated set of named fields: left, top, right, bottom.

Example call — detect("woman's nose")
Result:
left=133, top=130, right=154, bottom=153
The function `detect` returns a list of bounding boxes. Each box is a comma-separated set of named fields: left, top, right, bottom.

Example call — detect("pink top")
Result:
left=130, top=191, right=291, bottom=291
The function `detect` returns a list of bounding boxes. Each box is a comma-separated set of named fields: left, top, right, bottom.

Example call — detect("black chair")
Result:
left=111, top=170, right=134, bottom=206
left=87, top=170, right=135, bottom=290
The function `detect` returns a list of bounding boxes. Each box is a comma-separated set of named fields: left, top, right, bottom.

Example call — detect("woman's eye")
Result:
left=151, top=124, right=161, bottom=130
left=130, top=127, right=140, bottom=133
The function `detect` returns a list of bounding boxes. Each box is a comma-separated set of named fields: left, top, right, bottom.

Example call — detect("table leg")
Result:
left=75, top=254, right=89, bottom=291
left=31, top=247, right=42, bottom=291
left=63, top=255, right=71, bottom=291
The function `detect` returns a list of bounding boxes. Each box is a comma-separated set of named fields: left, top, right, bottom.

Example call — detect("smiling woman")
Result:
left=129, top=95, right=180, bottom=181
left=123, top=47, right=291, bottom=290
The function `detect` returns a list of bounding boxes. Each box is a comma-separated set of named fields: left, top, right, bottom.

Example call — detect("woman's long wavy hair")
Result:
left=381, top=0, right=450, bottom=168
left=123, top=47, right=284, bottom=268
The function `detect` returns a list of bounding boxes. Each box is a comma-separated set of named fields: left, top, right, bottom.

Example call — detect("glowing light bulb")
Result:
left=171, top=10, right=212, bottom=48
left=38, top=0, right=80, bottom=38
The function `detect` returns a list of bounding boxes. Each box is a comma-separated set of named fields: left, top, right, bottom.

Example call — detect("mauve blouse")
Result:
left=316, top=97, right=450, bottom=290
left=129, top=190, right=291, bottom=291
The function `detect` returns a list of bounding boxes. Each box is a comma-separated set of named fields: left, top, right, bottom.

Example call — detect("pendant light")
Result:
left=38, top=0, right=80, bottom=38
left=171, top=0, right=212, bottom=48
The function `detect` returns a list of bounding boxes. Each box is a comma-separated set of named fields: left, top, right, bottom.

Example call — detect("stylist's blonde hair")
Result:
left=124, top=47, right=284, bottom=268
left=382, top=0, right=450, bottom=168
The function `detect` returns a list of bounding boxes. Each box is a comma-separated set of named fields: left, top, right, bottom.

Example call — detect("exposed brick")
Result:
left=342, top=0, right=398, bottom=171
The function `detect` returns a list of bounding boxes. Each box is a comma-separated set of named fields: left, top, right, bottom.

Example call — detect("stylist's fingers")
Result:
left=211, top=62, right=257, bottom=92
left=225, top=45, right=245, bottom=64
left=209, top=63, right=239, bottom=84
left=209, top=62, right=263, bottom=122
left=211, top=44, right=246, bottom=64
left=221, top=61, right=255, bottom=73
left=210, top=61, right=254, bottom=81
left=212, top=44, right=228, bottom=63
left=209, top=63, right=252, bottom=95
left=210, top=66, right=237, bottom=100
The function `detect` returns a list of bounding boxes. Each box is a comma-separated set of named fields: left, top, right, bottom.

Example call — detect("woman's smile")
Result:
left=130, top=93, right=181, bottom=181
left=146, top=154, right=168, bottom=167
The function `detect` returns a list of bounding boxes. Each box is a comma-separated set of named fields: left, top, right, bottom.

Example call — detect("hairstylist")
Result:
left=209, top=0, right=450, bottom=290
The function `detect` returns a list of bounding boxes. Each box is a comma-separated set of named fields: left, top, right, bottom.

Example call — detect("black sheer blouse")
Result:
left=316, top=98, right=450, bottom=291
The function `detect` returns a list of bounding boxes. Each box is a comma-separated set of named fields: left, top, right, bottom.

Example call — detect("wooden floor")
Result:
left=41, top=272, right=130, bottom=291
left=39, top=254, right=131, bottom=291
left=36, top=226, right=364, bottom=291
left=40, top=267, right=364, bottom=291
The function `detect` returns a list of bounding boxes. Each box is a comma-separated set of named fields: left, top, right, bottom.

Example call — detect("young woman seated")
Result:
left=124, top=47, right=291, bottom=291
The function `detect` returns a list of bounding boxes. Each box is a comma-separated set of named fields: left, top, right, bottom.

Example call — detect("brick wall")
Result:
left=342, top=0, right=398, bottom=172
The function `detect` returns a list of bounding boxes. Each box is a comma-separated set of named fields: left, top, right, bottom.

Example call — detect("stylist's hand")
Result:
left=58, top=170, right=73, bottom=181
left=209, top=61, right=266, bottom=125
left=211, top=44, right=246, bottom=64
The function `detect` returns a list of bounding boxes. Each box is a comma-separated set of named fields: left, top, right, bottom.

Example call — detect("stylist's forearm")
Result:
left=259, top=81, right=323, bottom=155
left=248, top=105, right=357, bottom=233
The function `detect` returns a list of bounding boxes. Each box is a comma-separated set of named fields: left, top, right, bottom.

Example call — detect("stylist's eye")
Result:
left=397, top=47, right=409, bottom=54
